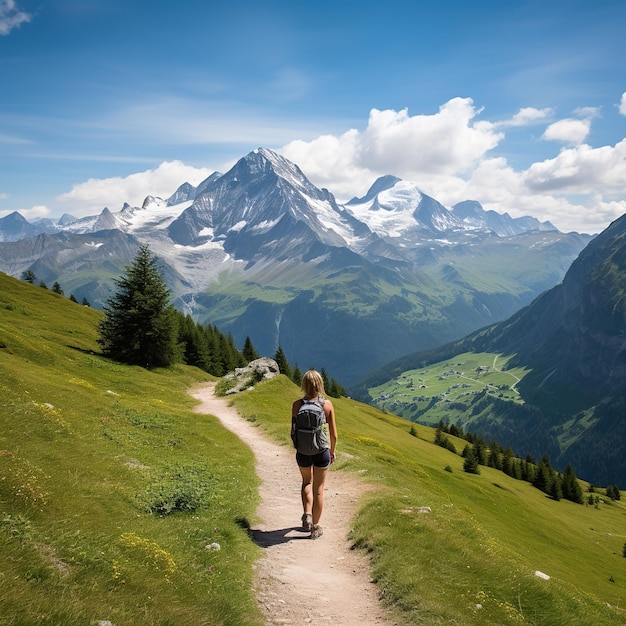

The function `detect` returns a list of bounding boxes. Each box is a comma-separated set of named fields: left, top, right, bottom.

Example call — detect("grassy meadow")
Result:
left=1, top=270, right=625, bottom=625
left=369, top=352, right=529, bottom=424
left=0, top=273, right=262, bottom=625
left=231, top=379, right=626, bottom=625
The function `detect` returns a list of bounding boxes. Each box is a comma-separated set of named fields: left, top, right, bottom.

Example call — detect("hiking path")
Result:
left=190, top=382, right=398, bottom=626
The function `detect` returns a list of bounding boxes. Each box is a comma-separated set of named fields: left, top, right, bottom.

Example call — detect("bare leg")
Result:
left=299, top=465, right=313, bottom=516
left=311, top=466, right=328, bottom=525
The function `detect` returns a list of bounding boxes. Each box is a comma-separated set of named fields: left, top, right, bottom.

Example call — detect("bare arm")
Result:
left=324, top=399, right=338, bottom=463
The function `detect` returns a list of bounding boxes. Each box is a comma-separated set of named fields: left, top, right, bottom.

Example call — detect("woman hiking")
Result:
left=291, top=369, right=338, bottom=539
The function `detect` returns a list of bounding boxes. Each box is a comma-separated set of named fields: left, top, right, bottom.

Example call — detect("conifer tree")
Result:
left=448, top=423, right=461, bottom=438
left=242, top=336, right=260, bottom=362
left=487, top=445, right=503, bottom=470
left=533, top=456, right=555, bottom=496
left=52, top=281, right=64, bottom=295
left=550, top=475, right=563, bottom=501
left=473, top=438, right=487, bottom=465
left=21, top=269, right=36, bottom=283
left=328, top=378, right=345, bottom=398
left=321, top=368, right=330, bottom=392
left=273, top=345, right=292, bottom=378
left=97, top=244, right=178, bottom=368
left=292, top=364, right=302, bottom=386
left=606, top=484, right=621, bottom=500
left=69, top=293, right=78, bottom=303
left=561, top=464, right=583, bottom=503
left=463, top=448, right=480, bottom=474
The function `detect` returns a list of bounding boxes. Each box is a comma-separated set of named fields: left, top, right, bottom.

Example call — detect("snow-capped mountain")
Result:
left=0, top=147, right=592, bottom=384
left=167, top=148, right=366, bottom=256
left=452, top=200, right=557, bottom=236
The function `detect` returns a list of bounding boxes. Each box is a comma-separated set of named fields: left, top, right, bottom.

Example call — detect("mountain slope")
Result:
left=0, top=271, right=262, bottom=624
left=0, top=148, right=591, bottom=384
left=353, top=215, right=626, bottom=484
left=2, top=270, right=623, bottom=625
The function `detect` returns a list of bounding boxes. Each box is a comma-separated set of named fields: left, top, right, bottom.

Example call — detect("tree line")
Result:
left=432, top=421, right=621, bottom=504
left=82, top=244, right=344, bottom=396
left=21, top=269, right=91, bottom=306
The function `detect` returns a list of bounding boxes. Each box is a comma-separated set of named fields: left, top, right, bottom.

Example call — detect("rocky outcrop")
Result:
left=222, top=357, right=280, bottom=394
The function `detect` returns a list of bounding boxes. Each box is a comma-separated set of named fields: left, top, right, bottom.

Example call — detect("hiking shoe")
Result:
left=301, top=513, right=312, bottom=532
left=310, top=524, right=323, bottom=539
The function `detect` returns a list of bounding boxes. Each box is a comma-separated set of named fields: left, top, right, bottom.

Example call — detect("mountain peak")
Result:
left=346, top=175, right=402, bottom=205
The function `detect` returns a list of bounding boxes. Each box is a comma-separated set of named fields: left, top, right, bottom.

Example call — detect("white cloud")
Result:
left=281, top=98, right=503, bottom=200
left=542, top=118, right=591, bottom=145
left=620, top=92, right=626, bottom=116
left=20, top=205, right=50, bottom=220
left=47, top=98, right=626, bottom=236
left=279, top=100, right=626, bottom=234
left=0, top=204, right=51, bottom=220
left=56, top=161, right=214, bottom=216
left=524, top=140, right=626, bottom=195
left=0, top=0, right=31, bottom=36
left=494, top=107, right=553, bottom=128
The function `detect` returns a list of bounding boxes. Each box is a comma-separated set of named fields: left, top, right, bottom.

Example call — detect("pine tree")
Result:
left=473, top=438, right=487, bottom=465
left=21, top=269, right=36, bottom=283
left=69, top=293, right=78, bottom=303
left=273, top=345, right=292, bottom=378
left=242, top=336, right=260, bottom=362
left=550, top=475, right=563, bottom=501
left=533, top=456, right=555, bottom=496
left=463, top=448, right=480, bottom=474
left=487, top=445, right=503, bottom=470
left=52, top=281, right=64, bottom=295
left=321, top=368, right=330, bottom=392
left=328, top=378, right=345, bottom=398
left=606, top=484, right=621, bottom=500
left=97, top=244, right=178, bottom=368
left=448, top=423, right=461, bottom=438
left=561, top=464, right=583, bottom=504
left=292, top=364, right=303, bottom=386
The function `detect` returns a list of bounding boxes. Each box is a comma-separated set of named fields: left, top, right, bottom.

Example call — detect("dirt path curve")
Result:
left=190, top=383, right=398, bottom=626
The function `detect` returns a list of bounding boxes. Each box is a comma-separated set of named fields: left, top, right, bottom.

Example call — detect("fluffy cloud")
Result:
left=620, top=92, right=626, bottom=116
left=493, top=107, right=553, bottom=128
left=524, top=140, right=626, bottom=195
left=542, top=118, right=591, bottom=145
left=57, top=161, right=214, bottom=216
left=280, top=97, right=626, bottom=234
left=282, top=98, right=504, bottom=200
left=49, top=95, right=626, bottom=235
left=0, top=0, right=31, bottom=36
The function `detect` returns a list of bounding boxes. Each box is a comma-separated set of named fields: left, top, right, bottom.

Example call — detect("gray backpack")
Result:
left=291, top=398, right=329, bottom=455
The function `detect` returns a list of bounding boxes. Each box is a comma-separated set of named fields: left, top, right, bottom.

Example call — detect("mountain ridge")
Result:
left=352, top=213, right=626, bottom=484
left=0, top=147, right=592, bottom=384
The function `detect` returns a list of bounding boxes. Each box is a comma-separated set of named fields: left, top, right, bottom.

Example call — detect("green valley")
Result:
left=1, top=271, right=625, bottom=624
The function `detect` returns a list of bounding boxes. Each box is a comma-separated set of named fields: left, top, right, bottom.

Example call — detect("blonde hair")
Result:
left=301, top=369, right=325, bottom=398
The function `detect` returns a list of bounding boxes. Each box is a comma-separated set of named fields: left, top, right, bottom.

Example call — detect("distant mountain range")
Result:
left=353, top=213, right=626, bottom=485
left=0, top=148, right=591, bottom=385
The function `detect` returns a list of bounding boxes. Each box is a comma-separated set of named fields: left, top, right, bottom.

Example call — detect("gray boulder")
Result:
left=223, top=357, right=281, bottom=394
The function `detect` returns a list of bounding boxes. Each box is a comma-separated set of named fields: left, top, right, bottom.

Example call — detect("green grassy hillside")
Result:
left=2, top=271, right=625, bottom=625
left=0, top=273, right=262, bottom=625
left=231, top=380, right=626, bottom=625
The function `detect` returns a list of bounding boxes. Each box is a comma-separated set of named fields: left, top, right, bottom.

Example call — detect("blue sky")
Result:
left=1, top=0, right=625, bottom=234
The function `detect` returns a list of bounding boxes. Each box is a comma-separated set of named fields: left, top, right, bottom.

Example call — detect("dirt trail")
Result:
left=190, top=383, right=397, bottom=626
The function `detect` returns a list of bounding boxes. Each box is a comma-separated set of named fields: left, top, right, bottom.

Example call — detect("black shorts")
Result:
left=296, top=448, right=331, bottom=469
